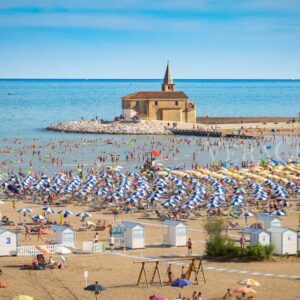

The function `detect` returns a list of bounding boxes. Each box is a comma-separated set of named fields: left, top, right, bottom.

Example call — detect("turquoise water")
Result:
left=0, top=79, right=299, bottom=137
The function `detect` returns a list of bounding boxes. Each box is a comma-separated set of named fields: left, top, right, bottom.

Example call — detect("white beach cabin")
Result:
left=51, top=225, right=76, bottom=248
left=120, top=221, right=145, bottom=249
left=162, top=220, right=188, bottom=246
left=257, top=215, right=282, bottom=229
left=250, top=229, right=271, bottom=246
left=0, top=229, right=18, bottom=256
left=266, top=227, right=297, bottom=255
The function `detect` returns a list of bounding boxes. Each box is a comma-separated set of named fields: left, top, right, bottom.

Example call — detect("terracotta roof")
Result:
left=122, top=91, right=188, bottom=100
left=188, top=102, right=195, bottom=109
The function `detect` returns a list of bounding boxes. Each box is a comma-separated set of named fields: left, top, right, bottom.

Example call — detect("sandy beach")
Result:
left=0, top=200, right=300, bottom=300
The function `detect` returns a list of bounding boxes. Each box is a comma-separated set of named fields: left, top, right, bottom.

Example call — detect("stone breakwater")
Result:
left=47, top=120, right=172, bottom=135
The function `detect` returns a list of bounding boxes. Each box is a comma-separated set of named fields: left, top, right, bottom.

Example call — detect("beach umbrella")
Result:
left=33, top=214, right=45, bottom=220
left=234, top=287, right=256, bottom=294
left=271, top=210, right=286, bottom=216
left=76, top=212, right=92, bottom=218
left=84, top=283, right=106, bottom=292
left=239, top=279, right=260, bottom=287
left=58, top=210, right=73, bottom=215
left=240, top=211, right=254, bottom=225
left=171, top=278, right=192, bottom=288
left=11, top=296, right=34, bottom=300
left=205, top=202, right=219, bottom=208
left=294, top=186, right=300, bottom=193
left=151, top=149, right=160, bottom=157
left=42, top=207, right=56, bottom=214
left=152, top=297, right=168, bottom=300
left=164, top=201, right=176, bottom=208
left=240, top=211, right=254, bottom=217
left=35, top=245, right=50, bottom=255
left=17, top=208, right=33, bottom=213
left=54, top=246, right=72, bottom=255
left=182, top=204, right=194, bottom=209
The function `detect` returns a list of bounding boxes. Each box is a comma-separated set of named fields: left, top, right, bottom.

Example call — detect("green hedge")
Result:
left=205, top=237, right=274, bottom=260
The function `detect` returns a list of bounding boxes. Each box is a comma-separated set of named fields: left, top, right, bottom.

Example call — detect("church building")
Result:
left=121, top=63, right=196, bottom=123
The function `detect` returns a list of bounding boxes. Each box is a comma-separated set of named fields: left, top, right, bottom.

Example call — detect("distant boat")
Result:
left=7, top=92, right=14, bottom=95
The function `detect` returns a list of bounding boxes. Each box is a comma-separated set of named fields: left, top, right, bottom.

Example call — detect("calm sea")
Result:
left=0, top=79, right=299, bottom=137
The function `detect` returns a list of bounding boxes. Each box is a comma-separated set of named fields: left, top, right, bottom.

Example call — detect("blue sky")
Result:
left=0, top=0, right=300, bottom=79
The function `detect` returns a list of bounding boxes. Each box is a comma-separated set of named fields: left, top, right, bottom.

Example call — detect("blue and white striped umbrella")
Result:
left=182, top=204, right=194, bottom=209
left=42, top=207, right=56, bottom=214
left=271, top=210, right=286, bottom=216
left=294, top=186, right=300, bottom=193
left=58, top=210, right=73, bottom=215
left=33, top=214, right=45, bottom=220
left=163, top=201, right=176, bottom=208
left=17, top=208, right=33, bottom=213
left=205, top=202, right=219, bottom=208
left=76, top=212, right=92, bottom=218
left=173, top=190, right=186, bottom=195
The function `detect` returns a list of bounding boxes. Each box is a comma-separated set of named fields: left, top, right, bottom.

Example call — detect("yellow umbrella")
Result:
left=239, top=279, right=260, bottom=287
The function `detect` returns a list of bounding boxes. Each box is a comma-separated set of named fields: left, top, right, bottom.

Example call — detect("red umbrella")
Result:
left=152, top=149, right=160, bottom=157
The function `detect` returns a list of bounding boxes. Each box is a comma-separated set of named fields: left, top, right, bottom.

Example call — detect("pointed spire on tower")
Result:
left=163, top=61, right=173, bottom=84
left=162, top=61, right=176, bottom=92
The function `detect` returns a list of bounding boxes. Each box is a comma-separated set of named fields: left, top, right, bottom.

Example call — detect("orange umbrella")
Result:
left=234, top=287, right=256, bottom=294
left=35, top=245, right=50, bottom=255
left=152, top=149, right=160, bottom=157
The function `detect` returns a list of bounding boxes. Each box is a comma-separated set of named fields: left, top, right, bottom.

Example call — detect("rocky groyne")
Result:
left=47, top=120, right=172, bottom=135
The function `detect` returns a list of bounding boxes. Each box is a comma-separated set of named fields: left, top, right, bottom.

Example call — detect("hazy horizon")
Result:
left=1, top=1, right=300, bottom=79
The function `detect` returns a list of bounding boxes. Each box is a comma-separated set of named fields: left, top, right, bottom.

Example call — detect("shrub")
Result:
left=205, top=235, right=235, bottom=257
left=204, top=217, right=228, bottom=238
left=246, top=244, right=274, bottom=260
left=264, top=244, right=275, bottom=259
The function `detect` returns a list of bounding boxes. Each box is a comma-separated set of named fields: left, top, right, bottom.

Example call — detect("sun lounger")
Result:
left=228, top=222, right=241, bottom=230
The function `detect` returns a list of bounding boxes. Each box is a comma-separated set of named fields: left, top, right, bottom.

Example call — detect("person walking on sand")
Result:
left=166, top=263, right=174, bottom=283
left=109, top=235, right=115, bottom=252
left=239, top=234, right=245, bottom=248
left=186, top=238, right=192, bottom=256
left=223, top=288, right=233, bottom=300
left=94, top=281, right=100, bottom=300
left=37, top=225, right=43, bottom=242
left=24, top=224, right=31, bottom=241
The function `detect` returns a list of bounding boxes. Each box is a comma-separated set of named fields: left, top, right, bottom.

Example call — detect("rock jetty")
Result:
left=47, top=120, right=172, bottom=135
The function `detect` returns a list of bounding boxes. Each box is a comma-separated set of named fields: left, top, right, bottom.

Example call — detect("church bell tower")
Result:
left=161, top=62, right=176, bottom=92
